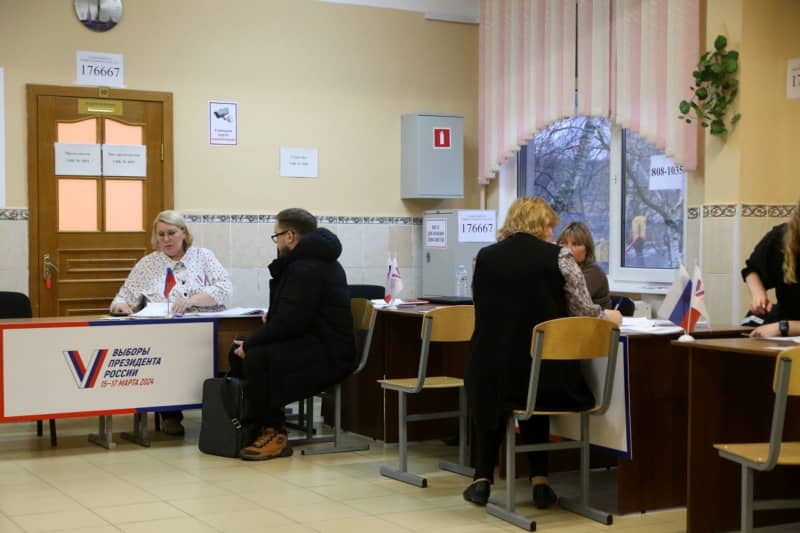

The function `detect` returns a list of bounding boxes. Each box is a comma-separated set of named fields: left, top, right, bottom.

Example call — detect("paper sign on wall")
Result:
left=102, top=144, right=146, bottom=177
left=425, top=218, right=447, bottom=248
left=209, top=101, right=238, bottom=145
left=280, top=147, right=319, bottom=178
left=76, top=51, right=124, bottom=88
left=457, top=210, right=496, bottom=243
left=54, top=143, right=102, bottom=176
left=648, top=154, right=684, bottom=190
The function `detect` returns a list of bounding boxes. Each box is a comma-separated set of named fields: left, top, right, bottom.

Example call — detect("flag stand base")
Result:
left=676, top=333, right=695, bottom=342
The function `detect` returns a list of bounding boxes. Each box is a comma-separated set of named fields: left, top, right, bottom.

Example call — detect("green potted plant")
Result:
left=678, top=35, right=741, bottom=137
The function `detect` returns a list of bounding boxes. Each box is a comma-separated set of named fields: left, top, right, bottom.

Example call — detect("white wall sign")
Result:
left=648, top=154, right=684, bottom=190
left=424, top=218, right=447, bottom=248
left=2, top=320, right=214, bottom=419
left=0, top=67, right=5, bottom=208
left=76, top=50, right=124, bottom=88
left=787, top=57, right=800, bottom=99
left=102, top=144, right=147, bottom=177
left=54, top=143, right=102, bottom=176
left=209, top=100, right=238, bottom=145
left=279, top=147, right=319, bottom=178
left=457, top=209, right=496, bottom=243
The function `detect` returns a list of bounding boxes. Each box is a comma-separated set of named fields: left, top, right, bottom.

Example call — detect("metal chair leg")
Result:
left=487, top=416, right=536, bottom=531
left=741, top=465, right=754, bottom=533
left=380, top=391, right=427, bottom=487
left=302, top=385, right=369, bottom=455
left=440, top=387, right=474, bottom=477
left=558, top=414, right=612, bottom=525
left=49, top=419, right=57, bottom=447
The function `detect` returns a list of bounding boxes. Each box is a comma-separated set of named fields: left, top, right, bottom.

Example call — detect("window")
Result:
left=518, top=118, right=685, bottom=287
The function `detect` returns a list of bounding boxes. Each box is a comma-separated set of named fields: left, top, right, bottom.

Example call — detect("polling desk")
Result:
left=673, top=337, right=800, bottom=533
left=338, top=305, right=748, bottom=514
left=0, top=314, right=262, bottom=448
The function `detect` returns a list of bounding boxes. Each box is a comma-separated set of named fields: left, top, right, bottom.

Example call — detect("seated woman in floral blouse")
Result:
left=110, top=209, right=232, bottom=435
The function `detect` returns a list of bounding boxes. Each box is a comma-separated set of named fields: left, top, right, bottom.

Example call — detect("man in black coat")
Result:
left=231, top=208, right=356, bottom=461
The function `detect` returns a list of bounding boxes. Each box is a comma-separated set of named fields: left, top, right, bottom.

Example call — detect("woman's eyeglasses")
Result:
left=270, top=230, right=290, bottom=243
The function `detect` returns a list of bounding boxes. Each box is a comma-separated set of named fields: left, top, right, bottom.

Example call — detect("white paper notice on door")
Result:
left=102, top=144, right=147, bottom=177
left=54, top=143, right=102, bottom=176
left=425, top=218, right=447, bottom=249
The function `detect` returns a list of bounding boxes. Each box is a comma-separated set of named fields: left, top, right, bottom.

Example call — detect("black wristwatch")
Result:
left=779, top=320, right=789, bottom=337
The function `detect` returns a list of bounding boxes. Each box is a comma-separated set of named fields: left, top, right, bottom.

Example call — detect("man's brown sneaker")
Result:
left=240, top=428, right=293, bottom=461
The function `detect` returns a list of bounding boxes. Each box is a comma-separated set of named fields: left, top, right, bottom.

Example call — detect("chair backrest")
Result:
left=402, top=305, right=474, bottom=393
left=349, top=284, right=385, bottom=300
left=520, top=316, right=620, bottom=418
left=351, top=298, right=377, bottom=375
left=420, top=305, right=474, bottom=343
left=0, top=291, right=32, bottom=319
left=531, top=316, right=619, bottom=360
left=755, top=346, right=800, bottom=470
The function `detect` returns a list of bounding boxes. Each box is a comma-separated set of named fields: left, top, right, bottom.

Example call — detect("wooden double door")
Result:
left=27, top=85, right=173, bottom=317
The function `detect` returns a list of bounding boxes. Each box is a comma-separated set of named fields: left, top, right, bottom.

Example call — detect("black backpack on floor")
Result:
left=198, top=376, right=259, bottom=458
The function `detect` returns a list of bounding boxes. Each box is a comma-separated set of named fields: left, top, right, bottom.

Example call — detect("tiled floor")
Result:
left=0, top=412, right=793, bottom=532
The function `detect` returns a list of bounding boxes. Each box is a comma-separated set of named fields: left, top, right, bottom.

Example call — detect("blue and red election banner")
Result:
left=0, top=319, right=214, bottom=421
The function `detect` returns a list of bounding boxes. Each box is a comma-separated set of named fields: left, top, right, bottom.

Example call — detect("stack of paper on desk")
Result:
left=620, top=316, right=684, bottom=335
left=131, top=304, right=264, bottom=318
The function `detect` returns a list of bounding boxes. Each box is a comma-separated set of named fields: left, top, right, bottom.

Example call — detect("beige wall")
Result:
left=739, top=0, right=800, bottom=203
left=0, top=0, right=479, bottom=215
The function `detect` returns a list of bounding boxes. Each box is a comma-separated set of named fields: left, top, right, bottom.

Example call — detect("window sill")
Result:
left=609, top=281, right=670, bottom=296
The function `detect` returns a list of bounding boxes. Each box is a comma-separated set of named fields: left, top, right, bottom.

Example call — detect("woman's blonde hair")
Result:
left=783, top=200, right=800, bottom=284
left=498, top=197, right=560, bottom=241
left=151, top=210, right=194, bottom=250
left=556, top=221, right=596, bottom=266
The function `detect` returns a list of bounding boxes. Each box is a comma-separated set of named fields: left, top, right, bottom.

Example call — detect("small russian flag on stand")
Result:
left=657, top=264, right=692, bottom=326
left=164, top=267, right=177, bottom=299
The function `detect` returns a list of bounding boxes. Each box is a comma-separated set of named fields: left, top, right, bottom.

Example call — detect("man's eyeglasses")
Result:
left=270, top=230, right=290, bottom=243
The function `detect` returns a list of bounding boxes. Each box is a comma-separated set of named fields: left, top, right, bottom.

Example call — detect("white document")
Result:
left=620, top=316, right=684, bottom=335
left=102, top=144, right=146, bottom=177
left=756, top=336, right=800, bottom=344
left=425, top=218, right=447, bottom=248
left=76, top=51, right=124, bottom=87
left=185, top=307, right=265, bottom=318
left=457, top=210, right=497, bottom=243
left=209, top=101, right=238, bottom=145
left=279, top=147, right=318, bottom=178
left=131, top=302, right=169, bottom=318
left=54, top=143, right=102, bottom=176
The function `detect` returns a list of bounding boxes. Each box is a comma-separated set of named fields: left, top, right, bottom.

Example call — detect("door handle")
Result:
left=43, top=253, right=59, bottom=289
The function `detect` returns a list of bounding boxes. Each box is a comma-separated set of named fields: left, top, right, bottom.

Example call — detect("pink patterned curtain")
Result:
left=479, top=0, right=699, bottom=184
left=479, top=0, right=576, bottom=184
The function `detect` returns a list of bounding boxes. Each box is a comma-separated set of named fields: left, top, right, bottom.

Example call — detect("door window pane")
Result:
left=57, top=118, right=98, bottom=143
left=59, top=179, right=97, bottom=231
left=105, top=180, right=143, bottom=231
left=104, top=118, right=142, bottom=145
left=621, top=130, right=685, bottom=269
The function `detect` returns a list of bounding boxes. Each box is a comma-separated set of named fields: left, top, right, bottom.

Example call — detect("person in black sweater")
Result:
left=230, top=208, right=356, bottom=461
left=742, top=200, right=800, bottom=323
left=462, top=197, right=622, bottom=508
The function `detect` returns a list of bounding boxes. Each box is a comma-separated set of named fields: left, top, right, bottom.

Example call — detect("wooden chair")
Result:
left=486, top=316, right=620, bottom=531
left=378, top=305, right=475, bottom=487
left=294, top=298, right=376, bottom=455
left=713, top=346, right=800, bottom=533
left=0, top=291, right=58, bottom=447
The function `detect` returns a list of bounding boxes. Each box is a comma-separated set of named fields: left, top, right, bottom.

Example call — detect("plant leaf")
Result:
left=731, top=113, right=741, bottom=124
left=714, top=35, right=727, bottom=50
left=679, top=101, right=691, bottom=114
